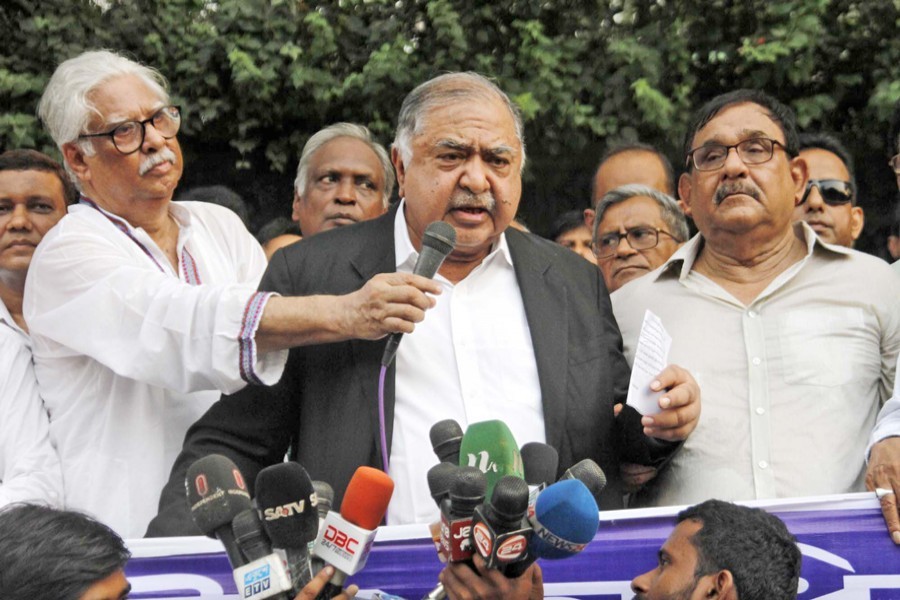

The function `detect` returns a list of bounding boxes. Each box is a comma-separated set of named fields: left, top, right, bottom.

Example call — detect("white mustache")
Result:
left=449, top=190, right=496, bottom=212
left=138, top=148, right=177, bottom=176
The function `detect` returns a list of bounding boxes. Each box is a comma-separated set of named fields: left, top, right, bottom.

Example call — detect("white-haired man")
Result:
left=263, top=123, right=394, bottom=257
left=292, top=122, right=393, bottom=236
left=28, top=50, right=439, bottom=536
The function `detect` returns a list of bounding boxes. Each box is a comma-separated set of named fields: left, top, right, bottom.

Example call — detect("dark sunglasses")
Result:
left=800, top=179, right=854, bottom=206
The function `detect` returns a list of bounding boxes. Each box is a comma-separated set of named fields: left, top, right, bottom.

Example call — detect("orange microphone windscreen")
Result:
left=340, top=466, right=395, bottom=530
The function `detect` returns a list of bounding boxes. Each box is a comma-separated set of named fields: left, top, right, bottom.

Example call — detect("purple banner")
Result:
left=125, top=494, right=900, bottom=599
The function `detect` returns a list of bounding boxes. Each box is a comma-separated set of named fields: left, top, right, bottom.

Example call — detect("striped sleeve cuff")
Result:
left=238, top=291, right=276, bottom=385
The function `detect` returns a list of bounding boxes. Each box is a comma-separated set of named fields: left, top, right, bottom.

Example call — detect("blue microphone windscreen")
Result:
left=530, top=479, right=599, bottom=559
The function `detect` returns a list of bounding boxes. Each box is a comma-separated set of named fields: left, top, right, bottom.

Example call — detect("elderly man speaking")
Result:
left=151, top=73, right=701, bottom=586
left=28, top=50, right=439, bottom=537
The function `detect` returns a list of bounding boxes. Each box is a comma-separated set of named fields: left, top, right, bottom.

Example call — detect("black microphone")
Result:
left=424, top=466, right=487, bottom=600
left=232, top=509, right=294, bottom=600
left=560, top=458, right=607, bottom=507
left=185, top=454, right=252, bottom=570
left=520, top=442, right=559, bottom=488
left=430, top=419, right=464, bottom=464
left=255, top=462, right=320, bottom=591
left=471, top=475, right=532, bottom=573
left=380, top=221, right=456, bottom=367
left=310, top=480, right=334, bottom=576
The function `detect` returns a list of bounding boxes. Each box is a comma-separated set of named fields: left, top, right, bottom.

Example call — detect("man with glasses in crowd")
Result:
left=590, top=184, right=688, bottom=292
left=611, top=89, right=900, bottom=544
left=28, top=50, right=440, bottom=537
left=792, top=132, right=864, bottom=248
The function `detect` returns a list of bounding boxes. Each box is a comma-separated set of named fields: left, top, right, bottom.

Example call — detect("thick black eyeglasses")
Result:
left=592, top=226, right=680, bottom=259
left=686, top=138, right=787, bottom=171
left=800, top=179, right=854, bottom=206
left=78, top=105, right=181, bottom=155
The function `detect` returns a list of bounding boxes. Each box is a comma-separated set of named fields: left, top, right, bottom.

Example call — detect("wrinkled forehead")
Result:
left=86, top=74, right=168, bottom=125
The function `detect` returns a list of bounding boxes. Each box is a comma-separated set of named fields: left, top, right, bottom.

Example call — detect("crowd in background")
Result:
left=1, top=47, right=899, bottom=600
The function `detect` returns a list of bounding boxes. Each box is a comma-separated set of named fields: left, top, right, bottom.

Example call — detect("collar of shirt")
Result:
left=392, top=199, right=514, bottom=277
left=77, top=196, right=196, bottom=276
left=654, top=220, right=852, bottom=284
left=0, top=298, right=28, bottom=345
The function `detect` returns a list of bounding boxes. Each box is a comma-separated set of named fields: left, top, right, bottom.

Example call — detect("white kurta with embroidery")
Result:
left=0, top=300, right=63, bottom=508
left=23, top=200, right=286, bottom=537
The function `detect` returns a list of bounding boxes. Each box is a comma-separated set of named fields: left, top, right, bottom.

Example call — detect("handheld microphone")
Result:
left=381, top=221, right=456, bottom=367
left=186, top=454, right=252, bottom=570
left=232, top=509, right=294, bottom=600
left=529, top=479, right=599, bottom=559
left=503, top=478, right=600, bottom=578
left=310, top=480, right=334, bottom=576
left=255, top=463, right=320, bottom=591
left=424, top=466, right=487, bottom=600
left=559, top=458, right=607, bottom=507
left=313, top=466, right=394, bottom=599
left=458, top=420, right=524, bottom=499
left=520, top=442, right=558, bottom=488
left=430, top=419, right=464, bottom=464
left=520, top=441, right=558, bottom=508
left=471, top=475, right=532, bottom=572
left=426, top=462, right=460, bottom=564
left=427, top=462, right=459, bottom=508
left=439, top=466, right=486, bottom=564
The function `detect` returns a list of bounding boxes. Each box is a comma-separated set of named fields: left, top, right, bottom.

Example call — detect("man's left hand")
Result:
left=640, top=364, right=701, bottom=442
left=866, top=436, right=900, bottom=545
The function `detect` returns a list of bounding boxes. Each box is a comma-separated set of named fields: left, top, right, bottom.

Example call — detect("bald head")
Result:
left=592, top=148, right=674, bottom=208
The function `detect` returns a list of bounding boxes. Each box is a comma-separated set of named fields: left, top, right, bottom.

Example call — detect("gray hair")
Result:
left=392, top=72, right=526, bottom=171
left=38, top=49, right=170, bottom=156
left=294, top=123, right=395, bottom=208
left=592, top=183, right=690, bottom=243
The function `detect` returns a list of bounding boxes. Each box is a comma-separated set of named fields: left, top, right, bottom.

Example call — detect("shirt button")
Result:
left=748, top=310, right=758, bottom=318
left=758, top=460, right=769, bottom=469
left=755, top=407, right=765, bottom=415
left=752, top=357, right=762, bottom=365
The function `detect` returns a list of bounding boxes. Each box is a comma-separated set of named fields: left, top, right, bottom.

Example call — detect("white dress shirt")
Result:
left=387, top=203, right=545, bottom=525
left=23, top=200, right=286, bottom=537
left=0, top=300, right=63, bottom=508
left=612, top=223, right=900, bottom=507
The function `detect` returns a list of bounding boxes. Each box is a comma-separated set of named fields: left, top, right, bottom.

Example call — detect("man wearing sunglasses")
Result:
left=28, top=50, right=439, bottom=537
left=792, top=133, right=864, bottom=248
left=612, top=89, right=900, bottom=544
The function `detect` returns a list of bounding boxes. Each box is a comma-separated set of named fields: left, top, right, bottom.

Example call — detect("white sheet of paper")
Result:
left=626, top=310, right=672, bottom=416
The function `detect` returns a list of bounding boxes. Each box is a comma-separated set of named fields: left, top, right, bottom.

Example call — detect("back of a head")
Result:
left=0, top=504, right=130, bottom=600
left=678, top=500, right=801, bottom=600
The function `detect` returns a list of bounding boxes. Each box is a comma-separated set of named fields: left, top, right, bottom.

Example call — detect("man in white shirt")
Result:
left=28, top=50, right=441, bottom=537
left=0, top=150, right=74, bottom=509
left=612, top=89, right=900, bottom=543
left=151, top=74, right=701, bottom=589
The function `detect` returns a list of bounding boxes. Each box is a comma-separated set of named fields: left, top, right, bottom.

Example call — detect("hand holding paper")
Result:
left=625, top=311, right=701, bottom=442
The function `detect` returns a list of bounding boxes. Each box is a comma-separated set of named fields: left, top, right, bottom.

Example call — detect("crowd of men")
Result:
left=1, top=47, right=899, bottom=598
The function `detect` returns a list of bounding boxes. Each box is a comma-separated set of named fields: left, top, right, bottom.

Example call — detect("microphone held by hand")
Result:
left=381, top=221, right=456, bottom=367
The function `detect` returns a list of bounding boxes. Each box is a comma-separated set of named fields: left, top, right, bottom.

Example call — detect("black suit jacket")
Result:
left=148, top=205, right=670, bottom=536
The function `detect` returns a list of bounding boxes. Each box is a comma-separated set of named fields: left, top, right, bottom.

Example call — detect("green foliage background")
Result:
left=2, top=0, right=899, bottom=254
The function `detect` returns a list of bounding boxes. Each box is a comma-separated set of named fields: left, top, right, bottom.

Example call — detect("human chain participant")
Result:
left=612, top=89, right=900, bottom=543
left=30, top=49, right=439, bottom=537
left=150, top=71, right=700, bottom=546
